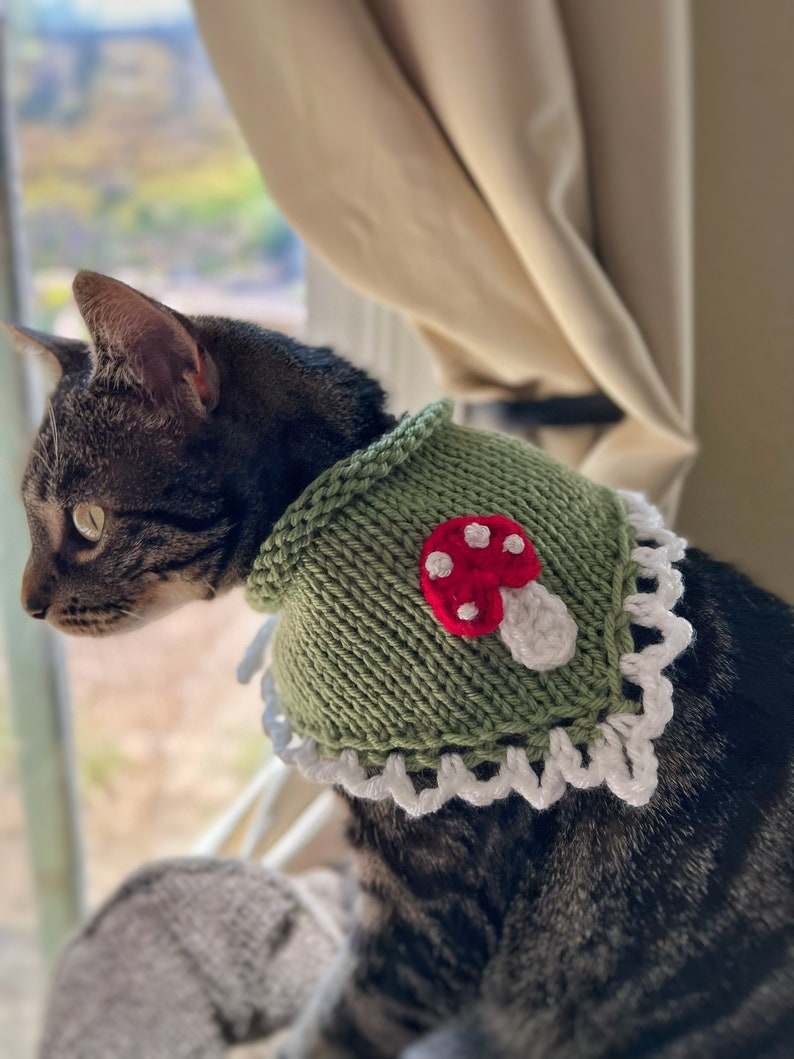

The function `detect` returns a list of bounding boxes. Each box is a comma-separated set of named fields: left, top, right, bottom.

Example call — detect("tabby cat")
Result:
left=9, top=273, right=794, bottom=1058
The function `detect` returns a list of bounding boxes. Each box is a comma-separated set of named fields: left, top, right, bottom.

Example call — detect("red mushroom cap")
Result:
left=419, top=515, right=540, bottom=637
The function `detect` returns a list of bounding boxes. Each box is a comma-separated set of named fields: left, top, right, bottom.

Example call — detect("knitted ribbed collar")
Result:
left=246, top=399, right=452, bottom=610
left=241, top=401, right=692, bottom=817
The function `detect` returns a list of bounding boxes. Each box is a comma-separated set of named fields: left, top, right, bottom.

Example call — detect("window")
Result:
left=3, top=5, right=305, bottom=1052
left=16, top=0, right=304, bottom=334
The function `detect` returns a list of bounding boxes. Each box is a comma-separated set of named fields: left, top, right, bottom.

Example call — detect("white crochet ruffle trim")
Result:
left=238, top=492, right=693, bottom=818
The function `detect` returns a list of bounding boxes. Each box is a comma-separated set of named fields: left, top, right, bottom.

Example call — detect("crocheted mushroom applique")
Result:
left=420, top=515, right=578, bottom=672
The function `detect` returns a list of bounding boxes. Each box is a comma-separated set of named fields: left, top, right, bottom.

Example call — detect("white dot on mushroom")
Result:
left=503, top=534, right=525, bottom=554
left=456, top=602, right=479, bottom=621
left=463, top=523, right=491, bottom=548
left=425, top=551, right=453, bottom=579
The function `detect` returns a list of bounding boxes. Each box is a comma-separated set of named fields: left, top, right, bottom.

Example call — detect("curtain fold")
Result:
left=193, top=0, right=696, bottom=514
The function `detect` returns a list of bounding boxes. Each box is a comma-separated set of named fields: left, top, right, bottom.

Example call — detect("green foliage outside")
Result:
left=15, top=27, right=300, bottom=328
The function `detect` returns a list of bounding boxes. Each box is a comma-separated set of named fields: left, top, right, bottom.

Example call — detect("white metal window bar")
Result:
left=0, top=0, right=84, bottom=967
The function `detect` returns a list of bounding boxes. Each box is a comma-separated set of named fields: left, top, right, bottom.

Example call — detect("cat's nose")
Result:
left=23, top=593, right=50, bottom=619
left=21, top=561, right=52, bottom=619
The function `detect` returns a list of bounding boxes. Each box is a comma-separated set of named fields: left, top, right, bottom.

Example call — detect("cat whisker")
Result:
left=29, top=445, right=54, bottom=476
left=47, top=401, right=61, bottom=476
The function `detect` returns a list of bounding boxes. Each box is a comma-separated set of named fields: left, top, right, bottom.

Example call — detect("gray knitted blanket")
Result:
left=39, top=859, right=348, bottom=1059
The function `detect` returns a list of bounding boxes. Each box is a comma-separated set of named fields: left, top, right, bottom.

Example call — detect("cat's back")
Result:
left=469, top=548, right=794, bottom=1057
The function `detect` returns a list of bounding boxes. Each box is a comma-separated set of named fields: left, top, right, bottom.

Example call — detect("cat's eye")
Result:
left=72, top=503, right=105, bottom=542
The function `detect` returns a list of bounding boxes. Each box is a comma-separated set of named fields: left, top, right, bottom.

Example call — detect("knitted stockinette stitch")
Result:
left=244, top=400, right=692, bottom=816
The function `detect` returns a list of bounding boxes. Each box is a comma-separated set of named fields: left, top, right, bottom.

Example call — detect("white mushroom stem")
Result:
left=498, top=582, right=578, bottom=672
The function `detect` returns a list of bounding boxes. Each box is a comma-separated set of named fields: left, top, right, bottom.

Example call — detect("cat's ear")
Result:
left=1, top=322, right=90, bottom=381
left=72, top=271, right=219, bottom=415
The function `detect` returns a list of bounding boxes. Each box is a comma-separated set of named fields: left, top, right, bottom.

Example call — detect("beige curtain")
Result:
left=679, top=1, right=794, bottom=602
left=193, top=0, right=695, bottom=515
left=193, top=0, right=794, bottom=599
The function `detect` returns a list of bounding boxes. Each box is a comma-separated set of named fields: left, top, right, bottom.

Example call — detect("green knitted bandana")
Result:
left=242, top=401, right=692, bottom=816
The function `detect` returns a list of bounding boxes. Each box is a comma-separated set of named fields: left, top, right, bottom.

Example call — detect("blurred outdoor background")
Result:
left=15, top=0, right=304, bottom=330
left=1, top=2, right=308, bottom=1055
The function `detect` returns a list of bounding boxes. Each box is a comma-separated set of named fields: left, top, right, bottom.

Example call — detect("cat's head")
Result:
left=7, top=271, right=390, bottom=637
left=5, top=272, right=237, bottom=635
